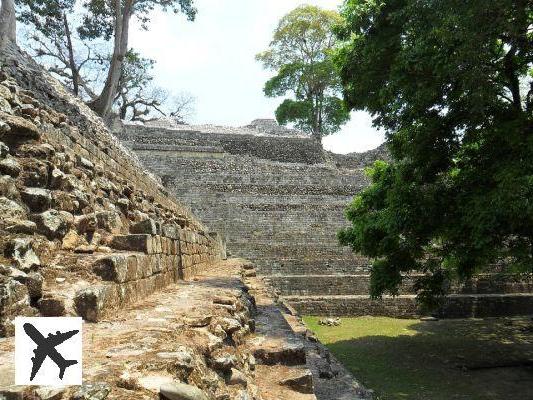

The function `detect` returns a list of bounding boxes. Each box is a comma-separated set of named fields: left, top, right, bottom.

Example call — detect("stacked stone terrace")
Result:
left=0, top=45, right=223, bottom=336
left=117, top=119, right=533, bottom=319
left=0, top=46, right=376, bottom=400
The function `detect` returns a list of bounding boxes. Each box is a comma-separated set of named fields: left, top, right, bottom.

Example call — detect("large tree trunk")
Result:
left=63, top=13, right=79, bottom=96
left=0, top=0, right=16, bottom=48
left=88, top=0, right=133, bottom=117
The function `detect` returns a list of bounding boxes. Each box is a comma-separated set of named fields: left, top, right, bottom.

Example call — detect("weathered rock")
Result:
left=242, top=269, right=256, bottom=278
left=0, top=197, right=25, bottom=219
left=5, top=238, right=40, bottom=271
left=24, top=272, right=43, bottom=299
left=253, top=342, right=306, bottom=366
left=0, top=120, right=10, bottom=134
left=116, top=197, right=130, bottom=212
left=0, top=112, right=40, bottom=142
left=49, top=167, right=65, bottom=189
left=0, top=175, right=18, bottom=198
left=0, top=141, right=9, bottom=158
left=131, top=218, right=157, bottom=234
left=227, top=368, right=247, bottom=386
left=51, top=190, right=79, bottom=214
left=75, top=213, right=97, bottom=233
left=77, top=155, right=94, bottom=170
left=15, top=142, right=54, bottom=158
left=0, top=156, right=20, bottom=177
left=62, top=230, right=84, bottom=250
left=35, top=386, right=66, bottom=400
left=0, top=97, right=12, bottom=113
left=96, top=210, right=123, bottom=234
left=209, top=355, right=236, bottom=372
left=216, top=317, right=242, bottom=335
left=0, top=84, right=12, bottom=100
left=20, top=187, right=52, bottom=212
left=0, top=385, right=35, bottom=400
left=110, top=234, right=154, bottom=253
left=213, top=295, right=234, bottom=306
left=184, top=314, right=212, bottom=327
left=38, top=295, right=66, bottom=317
left=74, top=244, right=96, bottom=254
left=279, top=370, right=314, bottom=394
left=18, top=158, right=49, bottom=187
left=4, top=219, right=37, bottom=234
left=71, top=383, right=110, bottom=400
left=157, top=346, right=195, bottom=371
left=74, top=287, right=107, bottom=322
left=92, top=254, right=129, bottom=283
left=0, top=278, right=37, bottom=336
left=33, top=209, right=72, bottom=239
left=159, top=382, right=209, bottom=400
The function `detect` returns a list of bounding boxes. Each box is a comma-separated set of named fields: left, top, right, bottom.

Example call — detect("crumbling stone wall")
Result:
left=116, top=123, right=371, bottom=277
left=117, top=120, right=533, bottom=319
left=0, top=45, right=223, bottom=336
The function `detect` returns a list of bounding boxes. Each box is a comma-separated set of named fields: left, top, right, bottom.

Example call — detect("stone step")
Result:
left=268, top=274, right=533, bottom=297
left=284, top=293, right=533, bottom=319
left=74, top=271, right=176, bottom=322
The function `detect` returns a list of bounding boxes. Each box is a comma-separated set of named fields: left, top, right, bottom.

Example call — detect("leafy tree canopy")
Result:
left=79, top=0, right=196, bottom=41
left=336, top=0, right=533, bottom=310
left=257, top=5, right=350, bottom=142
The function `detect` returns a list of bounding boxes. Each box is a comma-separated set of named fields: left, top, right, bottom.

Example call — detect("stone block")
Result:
left=162, top=224, right=180, bottom=239
left=253, top=342, right=306, bottom=366
left=93, top=254, right=129, bottom=283
left=130, top=218, right=157, bottom=235
left=38, top=295, right=66, bottom=317
left=0, top=112, right=40, bottom=143
left=279, top=370, right=314, bottom=394
left=32, top=209, right=72, bottom=240
left=110, top=234, right=154, bottom=253
left=20, top=187, right=52, bottom=212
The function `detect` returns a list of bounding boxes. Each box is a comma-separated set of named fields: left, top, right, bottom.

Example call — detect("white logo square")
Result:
left=15, top=317, right=82, bottom=386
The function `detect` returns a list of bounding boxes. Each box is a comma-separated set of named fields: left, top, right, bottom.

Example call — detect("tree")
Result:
left=16, top=0, right=106, bottom=98
left=336, top=0, right=533, bottom=310
left=15, top=0, right=196, bottom=118
left=256, top=5, right=350, bottom=143
left=81, top=0, right=197, bottom=118
left=0, top=0, right=16, bottom=48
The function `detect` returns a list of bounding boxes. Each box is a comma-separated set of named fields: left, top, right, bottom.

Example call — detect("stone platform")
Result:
left=116, top=122, right=533, bottom=319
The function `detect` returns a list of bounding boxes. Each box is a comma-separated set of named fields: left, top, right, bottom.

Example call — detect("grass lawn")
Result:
left=303, top=316, right=533, bottom=400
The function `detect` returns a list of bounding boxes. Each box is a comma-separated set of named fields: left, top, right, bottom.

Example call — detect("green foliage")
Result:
left=16, top=0, right=75, bottom=38
left=336, top=0, right=533, bottom=307
left=257, top=5, right=350, bottom=141
left=79, top=0, right=197, bottom=41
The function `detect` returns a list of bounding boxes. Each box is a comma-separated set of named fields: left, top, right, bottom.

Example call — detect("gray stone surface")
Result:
left=159, top=382, right=209, bottom=400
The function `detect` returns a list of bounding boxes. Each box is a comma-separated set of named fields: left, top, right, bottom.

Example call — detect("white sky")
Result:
left=129, top=0, right=385, bottom=154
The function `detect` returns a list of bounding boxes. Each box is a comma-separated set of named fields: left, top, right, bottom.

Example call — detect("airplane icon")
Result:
left=23, top=323, right=79, bottom=381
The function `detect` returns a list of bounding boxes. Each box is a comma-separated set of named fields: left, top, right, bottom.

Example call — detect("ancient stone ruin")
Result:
left=0, top=38, right=532, bottom=400
left=0, top=44, right=373, bottom=399
left=115, top=117, right=533, bottom=319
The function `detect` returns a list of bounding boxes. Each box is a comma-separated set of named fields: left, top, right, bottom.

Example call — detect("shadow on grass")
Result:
left=308, top=317, right=533, bottom=400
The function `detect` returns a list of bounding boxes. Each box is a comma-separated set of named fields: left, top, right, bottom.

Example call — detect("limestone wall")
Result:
left=117, top=120, right=533, bottom=319
left=116, top=124, right=373, bottom=278
left=0, top=45, right=223, bottom=336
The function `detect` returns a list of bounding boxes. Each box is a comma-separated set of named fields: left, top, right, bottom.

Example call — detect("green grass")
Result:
left=304, top=316, right=533, bottom=400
